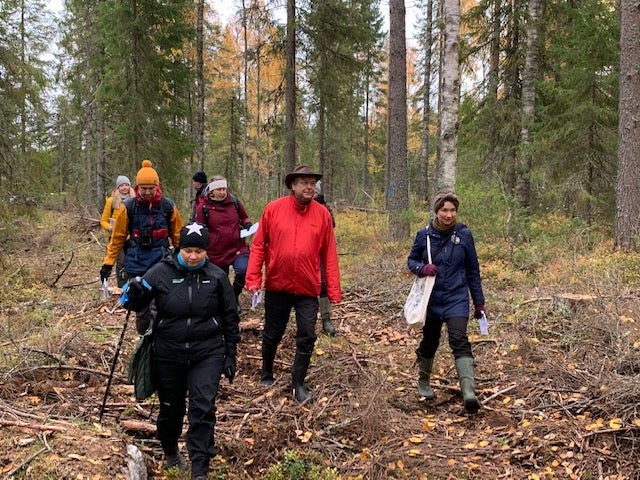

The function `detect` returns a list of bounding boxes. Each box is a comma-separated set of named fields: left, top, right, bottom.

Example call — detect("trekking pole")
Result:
left=99, top=309, right=131, bottom=423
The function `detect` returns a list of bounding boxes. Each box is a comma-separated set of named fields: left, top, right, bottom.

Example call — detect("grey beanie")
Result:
left=432, top=189, right=459, bottom=213
left=116, top=175, right=131, bottom=188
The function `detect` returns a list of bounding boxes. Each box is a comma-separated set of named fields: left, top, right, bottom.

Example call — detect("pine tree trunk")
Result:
left=284, top=0, right=297, bottom=181
left=615, top=0, right=640, bottom=251
left=387, top=0, right=409, bottom=240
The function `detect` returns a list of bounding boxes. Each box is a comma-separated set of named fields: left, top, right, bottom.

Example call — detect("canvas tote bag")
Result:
left=403, top=235, right=436, bottom=330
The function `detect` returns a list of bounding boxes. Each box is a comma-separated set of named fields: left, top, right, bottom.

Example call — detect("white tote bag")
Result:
left=403, top=236, right=435, bottom=330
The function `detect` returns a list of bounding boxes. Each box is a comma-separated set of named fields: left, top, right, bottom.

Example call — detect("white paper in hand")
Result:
left=102, top=279, right=110, bottom=300
left=478, top=311, right=489, bottom=335
left=251, top=290, right=263, bottom=309
left=240, top=222, right=259, bottom=239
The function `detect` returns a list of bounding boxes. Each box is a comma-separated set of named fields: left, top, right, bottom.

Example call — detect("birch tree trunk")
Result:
left=615, top=0, right=640, bottom=251
left=418, top=0, right=435, bottom=202
left=437, top=0, right=460, bottom=190
left=387, top=0, right=410, bottom=240
left=515, top=0, right=540, bottom=209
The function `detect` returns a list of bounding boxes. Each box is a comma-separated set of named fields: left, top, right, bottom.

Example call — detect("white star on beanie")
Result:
left=185, top=223, right=204, bottom=236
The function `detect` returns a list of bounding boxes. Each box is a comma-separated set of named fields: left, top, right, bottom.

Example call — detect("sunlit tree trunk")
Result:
left=515, top=0, right=540, bottom=209
left=387, top=0, right=409, bottom=240
left=418, top=0, right=435, bottom=202
left=437, top=0, right=460, bottom=190
left=615, top=0, right=640, bottom=251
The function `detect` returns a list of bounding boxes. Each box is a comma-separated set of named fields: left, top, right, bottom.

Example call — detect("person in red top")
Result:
left=194, top=175, right=252, bottom=307
left=246, top=165, right=341, bottom=403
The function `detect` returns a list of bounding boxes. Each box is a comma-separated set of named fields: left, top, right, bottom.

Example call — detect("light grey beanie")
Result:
left=116, top=175, right=131, bottom=188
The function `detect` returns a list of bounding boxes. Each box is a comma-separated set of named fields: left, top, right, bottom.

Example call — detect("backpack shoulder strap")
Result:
left=160, top=197, right=174, bottom=220
left=229, top=193, right=241, bottom=220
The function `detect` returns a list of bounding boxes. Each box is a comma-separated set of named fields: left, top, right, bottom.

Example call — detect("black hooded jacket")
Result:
left=128, top=252, right=240, bottom=363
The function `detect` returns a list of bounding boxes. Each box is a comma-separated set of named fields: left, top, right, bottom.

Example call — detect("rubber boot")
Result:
left=319, top=296, right=335, bottom=336
left=164, top=450, right=187, bottom=470
left=292, top=352, right=312, bottom=403
left=416, top=350, right=435, bottom=400
left=233, top=278, right=244, bottom=313
left=455, top=357, right=481, bottom=414
left=260, top=343, right=277, bottom=385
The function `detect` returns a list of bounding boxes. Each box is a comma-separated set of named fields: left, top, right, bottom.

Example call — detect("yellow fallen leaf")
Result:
left=464, top=443, right=476, bottom=449
left=316, top=348, right=325, bottom=356
left=244, top=458, right=254, bottom=466
left=407, top=449, right=421, bottom=456
left=296, top=430, right=312, bottom=443
left=609, top=418, right=622, bottom=429
left=529, top=474, right=540, bottom=480
left=409, top=436, right=423, bottom=444
left=633, top=418, right=640, bottom=427
left=478, top=440, right=489, bottom=447
left=68, top=454, right=84, bottom=460
left=502, top=396, right=511, bottom=404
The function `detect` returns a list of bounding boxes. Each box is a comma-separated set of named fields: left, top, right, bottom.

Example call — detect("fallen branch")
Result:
left=49, top=252, right=74, bottom=288
left=0, top=420, right=66, bottom=432
left=3, top=446, right=48, bottom=477
left=481, top=384, right=518, bottom=405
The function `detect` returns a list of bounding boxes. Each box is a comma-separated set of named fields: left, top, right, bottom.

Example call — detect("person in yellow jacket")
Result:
left=99, top=160, right=184, bottom=333
left=100, top=175, right=135, bottom=287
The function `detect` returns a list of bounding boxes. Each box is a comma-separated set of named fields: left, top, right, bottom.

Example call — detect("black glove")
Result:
left=223, top=356, right=236, bottom=383
left=242, top=222, right=252, bottom=230
left=100, top=264, right=113, bottom=282
left=126, top=277, right=146, bottom=299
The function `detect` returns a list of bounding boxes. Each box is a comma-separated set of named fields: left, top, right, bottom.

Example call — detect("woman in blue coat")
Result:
left=122, top=223, right=240, bottom=479
left=407, top=190, right=485, bottom=413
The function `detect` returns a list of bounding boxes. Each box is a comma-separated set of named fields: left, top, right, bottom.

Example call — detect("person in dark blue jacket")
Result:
left=122, top=223, right=240, bottom=480
left=407, top=190, right=485, bottom=413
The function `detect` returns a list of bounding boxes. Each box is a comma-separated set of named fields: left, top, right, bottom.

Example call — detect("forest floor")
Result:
left=1, top=206, right=640, bottom=480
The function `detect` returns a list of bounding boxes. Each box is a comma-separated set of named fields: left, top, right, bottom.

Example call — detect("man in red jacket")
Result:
left=246, top=165, right=341, bottom=403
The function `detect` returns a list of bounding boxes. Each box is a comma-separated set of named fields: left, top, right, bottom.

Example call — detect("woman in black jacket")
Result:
left=122, top=223, right=240, bottom=480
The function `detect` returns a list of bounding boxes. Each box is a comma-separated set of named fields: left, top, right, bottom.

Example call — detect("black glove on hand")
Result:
left=100, top=264, right=113, bottom=282
left=126, top=277, right=146, bottom=299
left=242, top=222, right=252, bottom=230
left=223, top=356, right=236, bottom=383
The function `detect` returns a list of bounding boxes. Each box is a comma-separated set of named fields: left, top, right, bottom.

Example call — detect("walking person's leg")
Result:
left=292, top=295, right=318, bottom=402
left=261, top=291, right=293, bottom=384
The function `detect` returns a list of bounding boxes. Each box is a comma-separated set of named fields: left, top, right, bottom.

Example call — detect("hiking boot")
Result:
left=164, top=451, right=187, bottom=470
left=192, top=474, right=208, bottom=480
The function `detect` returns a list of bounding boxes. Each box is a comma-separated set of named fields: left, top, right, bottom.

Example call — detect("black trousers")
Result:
left=418, top=315, right=473, bottom=359
left=263, top=291, right=318, bottom=355
left=153, top=354, right=224, bottom=475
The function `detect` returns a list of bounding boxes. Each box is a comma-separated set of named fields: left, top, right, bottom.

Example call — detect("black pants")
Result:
left=418, top=315, right=472, bottom=359
left=263, top=291, right=317, bottom=355
left=153, top=355, right=224, bottom=476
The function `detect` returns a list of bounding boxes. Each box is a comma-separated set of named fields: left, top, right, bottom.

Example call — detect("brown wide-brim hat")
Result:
left=284, top=165, right=323, bottom=189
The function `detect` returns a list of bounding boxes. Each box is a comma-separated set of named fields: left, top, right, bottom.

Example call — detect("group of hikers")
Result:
left=97, top=160, right=486, bottom=479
